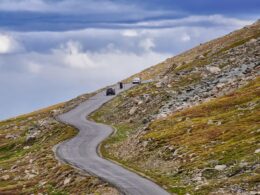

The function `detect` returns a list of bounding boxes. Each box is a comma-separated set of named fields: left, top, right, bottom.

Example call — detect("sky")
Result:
left=0, top=0, right=259, bottom=120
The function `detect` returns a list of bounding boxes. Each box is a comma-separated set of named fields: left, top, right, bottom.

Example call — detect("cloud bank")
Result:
left=0, top=34, right=23, bottom=53
left=0, top=0, right=259, bottom=120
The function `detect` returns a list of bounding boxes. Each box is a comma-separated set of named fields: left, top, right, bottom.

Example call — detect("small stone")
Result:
left=1, top=175, right=10, bottom=181
left=142, top=141, right=148, bottom=147
left=239, top=162, right=248, bottom=167
left=137, top=100, right=143, bottom=105
left=157, top=113, right=167, bottom=119
left=193, top=176, right=202, bottom=182
left=5, top=134, right=17, bottom=139
left=64, top=177, right=71, bottom=185
left=216, top=83, right=225, bottom=89
left=216, top=121, right=222, bottom=126
left=214, top=164, right=227, bottom=171
left=129, top=106, right=138, bottom=115
left=207, top=66, right=221, bottom=74
left=26, top=173, right=36, bottom=179
left=26, top=134, right=36, bottom=143
left=249, top=38, right=257, bottom=44
left=254, top=148, right=260, bottom=154
left=39, top=181, right=47, bottom=187
left=155, top=82, right=163, bottom=88
left=197, top=55, right=205, bottom=60
left=249, top=191, right=259, bottom=195
left=207, top=119, right=214, bottom=125
left=23, top=146, right=30, bottom=150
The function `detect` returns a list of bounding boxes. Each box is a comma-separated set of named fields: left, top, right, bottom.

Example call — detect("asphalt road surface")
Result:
left=55, top=83, right=169, bottom=195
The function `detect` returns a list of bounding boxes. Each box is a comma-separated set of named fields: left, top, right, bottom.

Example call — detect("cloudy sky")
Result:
left=0, top=0, right=259, bottom=120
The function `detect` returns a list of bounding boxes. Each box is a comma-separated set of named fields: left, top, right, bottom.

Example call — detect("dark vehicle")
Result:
left=119, top=82, right=123, bottom=89
left=106, top=88, right=116, bottom=96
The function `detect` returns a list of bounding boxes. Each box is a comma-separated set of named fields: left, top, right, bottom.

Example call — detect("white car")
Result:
left=132, top=77, right=141, bottom=84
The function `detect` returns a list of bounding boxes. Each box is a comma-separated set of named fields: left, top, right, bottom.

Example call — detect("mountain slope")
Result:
left=0, top=94, right=118, bottom=194
left=91, top=21, right=260, bottom=194
left=1, top=21, right=259, bottom=194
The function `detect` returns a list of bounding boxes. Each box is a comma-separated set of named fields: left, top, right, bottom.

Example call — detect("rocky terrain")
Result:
left=0, top=93, right=118, bottom=194
left=91, top=21, right=260, bottom=194
left=1, top=20, right=259, bottom=195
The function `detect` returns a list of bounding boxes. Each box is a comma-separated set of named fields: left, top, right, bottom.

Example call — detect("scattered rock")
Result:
left=39, top=181, right=47, bottom=187
left=249, top=191, right=259, bottom=195
left=25, top=173, right=36, bottom=179
left=216, top=121, right=222, bottom=126
left=216, top=83, right=225, bottom=89
left=26, top=134, right=36, bottom=143
left=137, top=100, right=143, bottom=105
left=155, top=81, right=163, bottom=88
left=197, top=54, right=205, bottom=60
left=215, top=164, right=227, bottom=171
left=23, top=146, right=30, bottom=150
left=64, top=177, right=71, bottom=185
left=239, top=162, right=248, bottom=167
left=206, top=66, right=221, bottom=74
left=5, top=134, right=18, bottom=139
left=142, top=141, right=149, bottom=147
left=249, top=38, right=257, bottom=44
left=129, top=106, right=138, bottom=115
left=157, top=113, right=168, bottom=119
left=207, top=119, right=214, bottom=125
left=11, top=165, right=17, bottom=170
left=1, top=175, right=10, bottom=181
left=254, top=148, right=260, bottom=154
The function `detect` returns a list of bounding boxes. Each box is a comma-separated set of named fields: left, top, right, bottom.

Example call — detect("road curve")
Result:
left=55, top=83, right=169, bottom=195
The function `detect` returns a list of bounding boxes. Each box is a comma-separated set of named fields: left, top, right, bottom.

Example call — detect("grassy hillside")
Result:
left=91, top=78, right=260, bottom=194
left=91, top=21, right=260, bottom=194
left=0, top=94, right=118, bottom=194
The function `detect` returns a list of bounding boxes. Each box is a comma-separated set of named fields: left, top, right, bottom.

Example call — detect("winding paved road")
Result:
left=55, top=83, right=169, bottom=195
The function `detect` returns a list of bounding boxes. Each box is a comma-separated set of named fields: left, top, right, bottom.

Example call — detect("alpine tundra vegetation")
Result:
left=91, top=21, right=260, bottom=194
left=1, top=21, right=260, bottom=194
left=0, top=93, right=119, bottom=194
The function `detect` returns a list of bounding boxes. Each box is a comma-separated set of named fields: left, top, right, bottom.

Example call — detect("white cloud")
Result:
left=52, top=40, right=95, bottom=69
left=122, top=30, right=139, bottom=37
left=126, top=15, right=253, bottom=29
left=0, top=37, right=170, bottom=83
left=139, top=38, right=155, bottom=51
left=0, top=34, right=22, bottom=54
left=181, top=33, right=191, bottom=42
left=54, top=40, right=168, bottom=73
left=0, top=34, right=11, bottom=53
left=60, top=40, right=82, bottom=54
left=27, top=62, right=42, bottom=74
